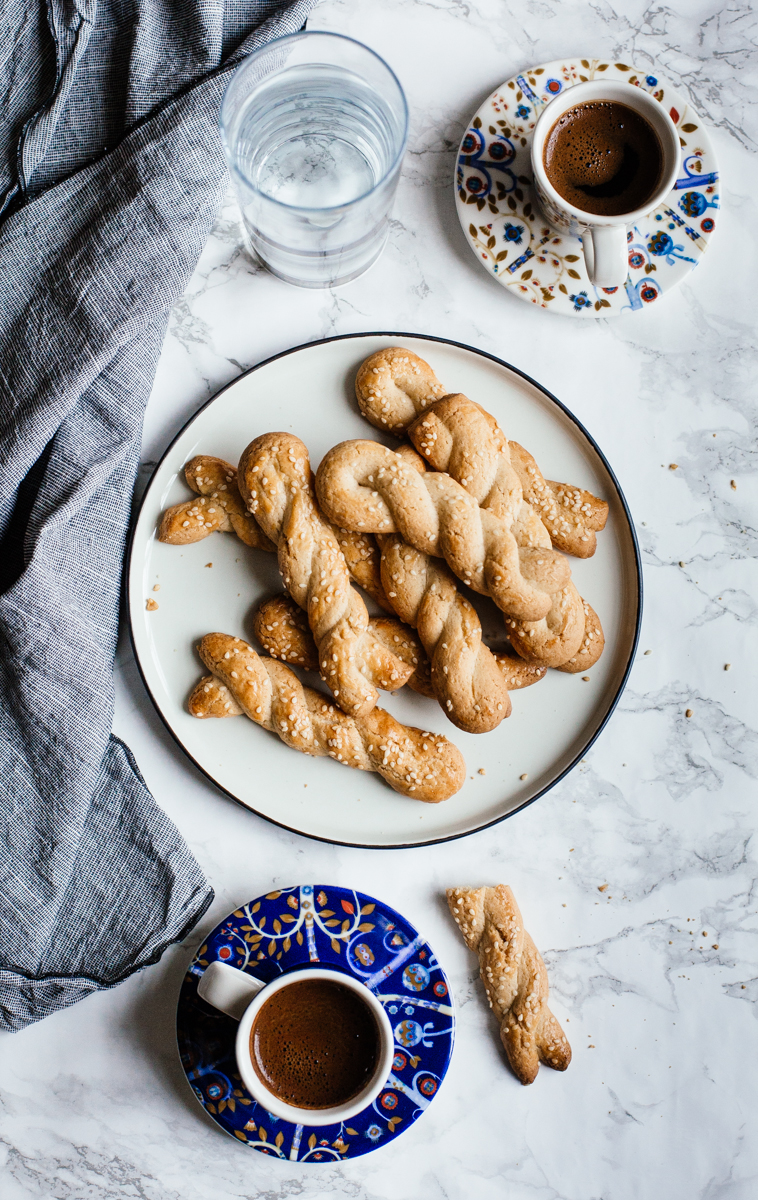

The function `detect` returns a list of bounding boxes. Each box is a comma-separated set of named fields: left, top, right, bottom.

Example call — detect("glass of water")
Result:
left=220, top=31, right=409, bottom=288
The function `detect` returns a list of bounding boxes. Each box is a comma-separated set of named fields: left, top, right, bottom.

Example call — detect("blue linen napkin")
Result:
left=0, top=0, right=316, bottom=1031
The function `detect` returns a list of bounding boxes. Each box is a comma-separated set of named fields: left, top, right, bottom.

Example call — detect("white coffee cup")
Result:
left=197, top=960, right=394, bottom=1126
left=530, top=79, right=681, bottom=288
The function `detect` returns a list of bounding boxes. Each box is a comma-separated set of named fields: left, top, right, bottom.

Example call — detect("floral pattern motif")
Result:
left=455, top=58, right=719, bottom=318
left=177, top=886, right=454, bottom=1161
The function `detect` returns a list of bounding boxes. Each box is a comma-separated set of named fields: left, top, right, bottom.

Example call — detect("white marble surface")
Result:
left=2, top=2, right=757, bottom=1197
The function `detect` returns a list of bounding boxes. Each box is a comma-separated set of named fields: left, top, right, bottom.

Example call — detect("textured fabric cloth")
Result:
left=0, top=0, right=316, bottom=1032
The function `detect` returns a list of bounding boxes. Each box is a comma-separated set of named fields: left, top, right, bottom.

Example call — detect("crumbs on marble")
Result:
left=153, top=583, right=160, bottom=591
left=724, top=663, right=731, bottom=671
left=205, top=562, right=213, bottom=568
left=730, top=479, right=737, bottom=490
left=668, top=463, right=678, bottom=470
left=146, top=598, right=158, bottom=611
left=685, top=708, right=693, bottom=718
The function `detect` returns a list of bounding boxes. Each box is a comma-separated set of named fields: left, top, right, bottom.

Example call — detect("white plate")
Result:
left=128, top=333, right=641, bottom=848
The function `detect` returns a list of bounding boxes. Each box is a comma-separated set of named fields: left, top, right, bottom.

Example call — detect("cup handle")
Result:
left=582, top=226, right=628, bottom=288
left=197, top=960, right=265, bottom=1020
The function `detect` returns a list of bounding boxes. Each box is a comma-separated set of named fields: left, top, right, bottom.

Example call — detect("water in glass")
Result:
left=221, top=34, right=407, bottom=288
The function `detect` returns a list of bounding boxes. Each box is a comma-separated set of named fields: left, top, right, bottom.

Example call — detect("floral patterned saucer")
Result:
left=455, top=57, right=720, bottom=316
left=177, top=885, right=454, bottom=1161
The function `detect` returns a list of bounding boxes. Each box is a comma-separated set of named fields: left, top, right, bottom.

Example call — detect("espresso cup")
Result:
left=530, top=79, right=680, bottom=288
left=197, top=960, right=394, bottom=1126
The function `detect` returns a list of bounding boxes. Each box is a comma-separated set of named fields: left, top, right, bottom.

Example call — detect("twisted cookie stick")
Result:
left=326, top=444, right=535, bottom=731
left=377, top=535, right=512, bottom=732
left=238, top=433, right=406, bottom=719
left=316, top=440, right=570, bottom=623
left=256, top=591, right=545, bottom=696
left=158, top=456, right=391, bottom=609
left=333, top=527, right=394, bottom=612
left=408, top=395, right=602, bottom=670
left=507, top=442, right=608, bottom=560
left=506, top=589, right=605, bottom=673
left=345, top=442, right=516, bottom=731
left=158, top=456, right=274, bottom=551
left=254, top=594, right=435, bottom=698
left=356, top=347, right=447, bottom=435
left=355, top=347, right=608, bottom=558
left=446, top=885, right=572, bottom=1085
left=190, top=633, right=466, bottom=802
left=158, top=454, right=417, bottom=699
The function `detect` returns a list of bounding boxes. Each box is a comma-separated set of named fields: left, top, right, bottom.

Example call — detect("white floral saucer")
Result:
left=454, top=58, right=719, bottom=316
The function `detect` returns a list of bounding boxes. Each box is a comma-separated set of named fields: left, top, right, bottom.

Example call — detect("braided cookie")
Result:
left=407, top=395, right=600, bottom=669
left=316, top=440, right=570, bottom=623
left=377, top=535, right=511, bottom=732
left=446, top=885, right=571, bottom=1085
left=356, top=347, right=447, bottom=436
left=333, top=527, right=394, bottom=612
left=238, top=433, right=418, bottom=719
left=508, top=441, right=608, bottom=559
left=158, top=456, right=274, bottom=551
left=157, top=455, right=395, bottom=615
left=191, top=633, right=465, bottom=802
left=554, top=597, right=605, bottom=674
left=355, top=347, right=608, bottom=558
left=254, top=594, right=435, bottom=698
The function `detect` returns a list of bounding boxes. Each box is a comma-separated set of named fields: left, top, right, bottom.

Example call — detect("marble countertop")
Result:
left=2, top=2, right=756, bottom=1197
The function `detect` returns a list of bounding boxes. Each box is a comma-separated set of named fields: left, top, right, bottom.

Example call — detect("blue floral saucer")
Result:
left=455, top=57, right=719, bottom=316
left=177, top=885, right=454, bottom=1161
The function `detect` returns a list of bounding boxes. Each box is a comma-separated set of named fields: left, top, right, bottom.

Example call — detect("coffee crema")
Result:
left=543, top=100, right=663, bottom=217
left=250, top=978, right=380, bottom=1109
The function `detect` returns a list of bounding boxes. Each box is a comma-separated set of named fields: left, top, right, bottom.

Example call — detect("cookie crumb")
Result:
left=644, top=649, right=651, bottom=655
left=598, top=884, right=608, bottom=892
left=478, top=767, right=486, bottom=775
left=678, top=560, right=686, bottom=567
left=582, top=675, right=591, bottom=681
left=152, top=583, right=160, bottom=592
left=669, top=463, right=678, bottom=470
left=712, top=944, right=719, bottom=949
left=146, top=599, right=158, bottom=611
left=519, top=773, right=528, bottom=781
left=685, top=708, right=693, bottom=718
left=730, top=479, right=737, bottom=490
left=205, top=562, right=213, bottom=568
left=724, top=663, right=731, bottom=671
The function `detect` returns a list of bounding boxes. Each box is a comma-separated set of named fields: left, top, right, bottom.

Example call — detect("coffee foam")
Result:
left=543, top=100, right=662, bottom=217
left=250, top=978, right=380, bottom=1109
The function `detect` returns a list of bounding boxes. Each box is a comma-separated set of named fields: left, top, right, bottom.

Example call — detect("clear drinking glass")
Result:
left=220, top=31, right=409, bottom=288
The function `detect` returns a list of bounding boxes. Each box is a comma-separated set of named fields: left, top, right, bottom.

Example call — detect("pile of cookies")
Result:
left=158, top=347, right=608, bottom=803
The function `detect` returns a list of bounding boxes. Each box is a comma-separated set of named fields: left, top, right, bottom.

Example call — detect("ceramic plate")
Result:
left=177, top=884, right=454, bottom=1160
left=455, top=57, right=720, bottom=316
left=128, top=332, right=641, bottom=847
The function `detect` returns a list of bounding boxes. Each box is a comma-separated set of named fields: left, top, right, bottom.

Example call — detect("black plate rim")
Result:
left=126, top=330, right=643, bottom=850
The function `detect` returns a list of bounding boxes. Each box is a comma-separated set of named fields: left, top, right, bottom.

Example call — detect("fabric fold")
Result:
left=0, top=0, right=316, bottom=1031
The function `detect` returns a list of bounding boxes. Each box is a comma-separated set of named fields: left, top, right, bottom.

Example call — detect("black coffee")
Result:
left=543, top=100, right=663, bottom=217
left=250, top=979, right=380, bottom=1109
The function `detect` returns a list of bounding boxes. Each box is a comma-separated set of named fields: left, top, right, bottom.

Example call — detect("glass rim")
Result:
left=219, top=29, right=410, bottom=215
